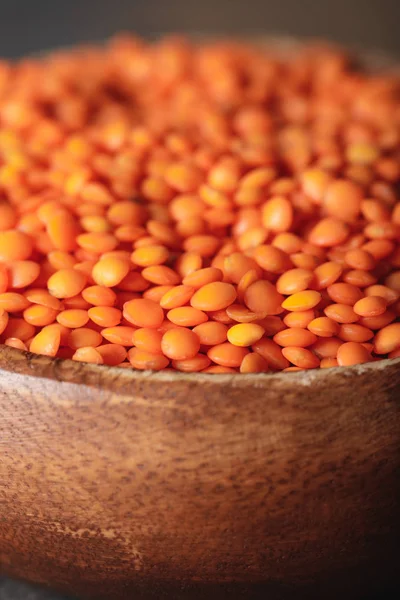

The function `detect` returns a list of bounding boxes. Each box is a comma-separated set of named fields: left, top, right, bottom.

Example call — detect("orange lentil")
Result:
left=281, top=290, right=321, bottom=312
left=337, top=342, right=371, bottom=366
left=283, top=309, right=315, bottom=329
left=48, top=251, right=77, bottom=270
left=239, top=352, right=269, bottom=373
left=385, top=271, right=400, bottom=292
left=226, top=304, right=266, bottom=323
left=192, top=321, right=228, bottom=346
left=82, top=285, right=116, bottom=307
left=237, top=227, right=268, bottom=252
left=343, top=269, right=377, bottom=288
left=338, top=323, right=374, bottom=343
left=327, top=282, right=363, bottom=305
left=47, top=268, right=87, bottom=299
left=282, top=347, right=320, bottom=369
left=308, top=218, right=349, bottom=247
left=118, top=271, right=149, bottom=292
left=301, top=168, right=332, bottom=204
left=244, top=280, right=283, bottom=315
left=7, top=261, right=40, bottom=289
left=123, top=298, right=164, bottom=328
left=76, top=232, right=118, bottom=254
left=0, top=264, right=8, bottom=293
left=254, top=245, right=292, bottom=274
left=344, top=248, right=376, bottom=271
left=362, top=239, right=395, bottom=260
left=175, top=252, right=202, bottom=278
left=190, top=281, right=236, bottom=311
left=359, top=309, right=396, bottom=330
left=261, top=196, right=293, bottom=232
left=276, top=268, right=314, bottom=295
left=251, top=338, right=290, bottom=370
left=96, top=343, right=127, bottom=366
left=182, top=267, right=223, bottom=288
left=72, top=346, right=103, bottom=364
left=57, top=309, right=89, bottom=328
left=273, top=328, right=317, bottom=348
left=161, top=327, right=200, bottom=360
left=0, top=292, right=30, bottom=312
left=67, top=327, right=103, bottom=350
left=63, top=294, right=91, bottom=310
left=131, top=245, right=169, bottom=267
left=141, top=265, right=180, bottom=286
left=323, top=179, right=363, bottom=222
left=132, top=328, right=163, bottom=354
left=311, top=336, right=343, bottom=359
left=374, top=323, right=400, bottom=354
left=3, top=317, right=35, bottom=342
left=320, top=357, right=339, bottom=368
left=223, top=253, right=261, bottom=283
left=312, top=261, right=343, bottom=290
left=183, top=234, right=221, bottom=257
left=227, top=323, right=265, bottom=347
left=324, top=303, right=359, bottom=324
left=92, top=257, right=130, bottom=287
left=102, top=326, right=136, bottom=346
left=159, top=285, right=195, bottom=309
left=88, top=306, right=121, bottom=328
left=361, top=199, right=391, bottom=223
left=290, top=252, right=321, bottom=271
left=167, top=307, right=208, bottom=327
left=0, top=308, right=9, bottom=335
left=236, top=269, right=259, bottom=303
left=172, top=354, right=211, bottom=372
left=207, top=342, right=249, bottom=367
left=308, top=316, right=339, bottom=337
left=353, top=296, right=387, bottom=317
left=0, top=230, right=33, bottom=261
left=23, top=304, right=57, bottom=327
left=364, top=284, right=399, bottom=305
left=29, top=324, right=61, bottom=357
left=4, top=337, right=28, bottom=351
left=143, top=285, right=174, bottom=303
left=128, top=348, right=169, bottom=371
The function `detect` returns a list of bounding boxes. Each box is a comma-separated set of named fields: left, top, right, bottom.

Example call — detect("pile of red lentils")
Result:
left=0, top=36, right=399, bottom=373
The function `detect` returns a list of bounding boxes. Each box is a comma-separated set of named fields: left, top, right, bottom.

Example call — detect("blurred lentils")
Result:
left=0, top=36, right=399, bottom=372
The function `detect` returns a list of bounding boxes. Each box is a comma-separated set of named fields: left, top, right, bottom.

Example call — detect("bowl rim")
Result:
left=0, top=36, right=399, bottom=390
left=1, top=345, right=400, bottom=391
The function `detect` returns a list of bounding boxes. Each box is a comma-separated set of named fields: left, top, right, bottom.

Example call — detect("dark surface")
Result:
left=0, top=580, right=70, bottom=600
left=0, top=1, right=399, bottom=599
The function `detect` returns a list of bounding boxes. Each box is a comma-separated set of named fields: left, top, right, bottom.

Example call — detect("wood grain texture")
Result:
left=0, top=346, right=399, bottom=599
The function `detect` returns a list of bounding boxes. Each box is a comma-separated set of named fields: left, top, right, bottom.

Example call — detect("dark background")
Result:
left=0, top=0, right=399, bottom=598
left=0, top=0, right=400, bottom=59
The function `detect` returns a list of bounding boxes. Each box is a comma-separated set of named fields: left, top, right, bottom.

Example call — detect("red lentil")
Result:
left=207, top=343, right=249, bottom=368
left=283, top=309, right=315, bottom=329
left=282, top=347, right=320, bottom=369
left=337, top=342, right=371, bottom=366
left=161, top=328, right=200, bottom=360
left=73, top=347, right=104, bottom=364
left=240, top=352, right=269, bottom=373
left=0, top=38, right=398, bottom=372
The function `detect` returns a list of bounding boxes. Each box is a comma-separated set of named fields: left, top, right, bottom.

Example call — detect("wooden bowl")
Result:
left=0, top=38, right=400, bottom=600
left=0, top=345, right=399, bottom=599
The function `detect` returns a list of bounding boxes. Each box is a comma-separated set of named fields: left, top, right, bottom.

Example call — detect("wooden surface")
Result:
left=0, top=346, right=399, bottom=599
